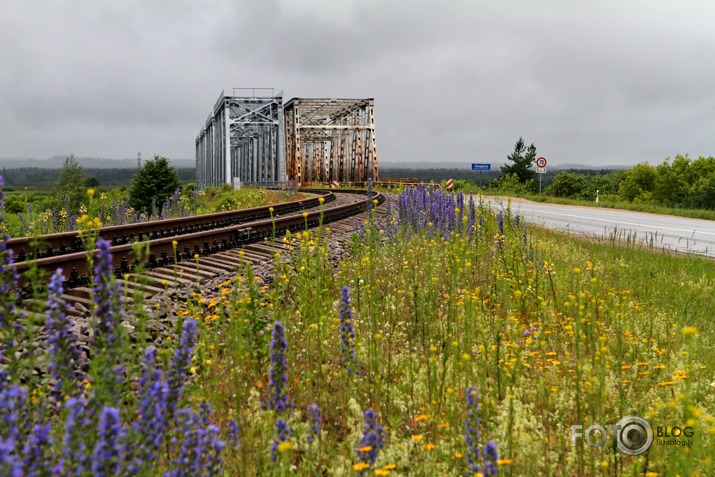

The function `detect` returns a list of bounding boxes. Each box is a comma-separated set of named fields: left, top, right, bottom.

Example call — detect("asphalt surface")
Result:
left=486, top=197, right=715, bottom=257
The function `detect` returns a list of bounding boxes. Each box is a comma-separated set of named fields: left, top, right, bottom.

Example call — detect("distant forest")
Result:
left=1, top=167, right=196, bottom=187
left=6, top=158, right=715, bottom=211
left=0, top=166, right=624, bottom=188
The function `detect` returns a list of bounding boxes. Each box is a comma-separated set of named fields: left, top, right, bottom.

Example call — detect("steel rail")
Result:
left=7, top=189, right=336, bottom=262
left=10, top=189, right=383, bottom=289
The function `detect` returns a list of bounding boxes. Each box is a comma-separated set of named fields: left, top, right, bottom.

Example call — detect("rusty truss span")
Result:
left=195, top=91, right=378, bottom=188
left=284, top=98, right=378, bottom=185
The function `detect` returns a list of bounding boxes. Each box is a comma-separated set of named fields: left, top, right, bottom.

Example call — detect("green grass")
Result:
left=182, top=199, right=714, bottom=475
left=4, top=185, right=713, bottom=475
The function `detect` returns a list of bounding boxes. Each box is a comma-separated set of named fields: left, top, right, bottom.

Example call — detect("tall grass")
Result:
left=2, top=177, right=713, bottom=476
left=190, top=185, right=714, bottom=475
left=0, top=178, right=226, bottom=476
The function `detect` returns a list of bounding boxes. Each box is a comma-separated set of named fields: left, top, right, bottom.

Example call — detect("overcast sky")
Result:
left=1, top=0, right=714, bottom=167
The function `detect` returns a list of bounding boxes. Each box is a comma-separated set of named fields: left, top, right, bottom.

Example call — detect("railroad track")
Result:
left=8, top=189, right=337, bottom=262
left=4, top=188, right=390, bottom=380
left=10, top=189, right=385, bottom=305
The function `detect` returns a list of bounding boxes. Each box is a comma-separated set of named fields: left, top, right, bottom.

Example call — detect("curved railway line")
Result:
left=8, top=189, right=338, bottom=263
left=10, top=188, right=387, bottom=321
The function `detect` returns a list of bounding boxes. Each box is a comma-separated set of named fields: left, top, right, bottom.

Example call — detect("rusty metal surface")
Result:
left=10, top=190, right=383, bottom=289
left=7, top=189, right=335, bottom=262
left=284, top=98, right=378, bottom=184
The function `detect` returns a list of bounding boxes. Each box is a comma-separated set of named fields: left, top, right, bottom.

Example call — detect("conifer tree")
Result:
left=129, top=156, right=180, bottom=213
left=501, top=137, right=537, bottom=184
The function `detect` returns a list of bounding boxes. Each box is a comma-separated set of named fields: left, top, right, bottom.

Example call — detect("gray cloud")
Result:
left=1, top=0, right=714, bottom=166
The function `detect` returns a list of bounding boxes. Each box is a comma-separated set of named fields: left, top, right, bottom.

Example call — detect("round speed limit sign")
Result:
left=536, top=157, right=547, bottom=168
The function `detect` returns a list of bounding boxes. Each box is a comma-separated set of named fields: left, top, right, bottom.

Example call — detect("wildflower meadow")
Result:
left=1, top=177, right=714, bottom=476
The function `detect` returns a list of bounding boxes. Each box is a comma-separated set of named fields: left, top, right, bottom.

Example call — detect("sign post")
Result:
left=472, top=163, right=491, bottom=188
left=535, top=157, right=547, bottom=194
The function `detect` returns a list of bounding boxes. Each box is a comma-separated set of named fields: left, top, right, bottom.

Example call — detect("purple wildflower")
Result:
left=468, top=194, right=476, bottom=235
left=0, top=375, right=28, bottom=438
left=356, top=409, right=385, bottom=469
left=91, top=238, right=126, bottom=403
left=306, top=404, right=322, bottom=443
left=464, top=386, right=499, bottom=475
left=165, top=406, right=225, bottom=476
left=22, top=423, right=53, bottom=477
left=457, top=191, right=465, bottom=215
left=484, top=441, right=499, bottom=475
left=227, top=419, right=241, bottom=449
left=270, top=419, right=290, bottom=462
left=0, top=438, right=22, bottom=476
left=166, top=318, right=197, bottom=418
left=0, top=373, right=29, bottom=474
left=91, top=407, right=125, bottom=477
left=464, top=387, right=482, bottom=473
left=265, top=320, right=292, bottom=413
left=129, top=348, right=170, bottom=473
left=495, top=211, right=505, bottom=249
left=59, top=396, right=92, bottom=475
left=339, top=286, right=358, bottom=375
left=396, top=185, right=473, bottom=238
left=46, top=269, right=85, bottom=404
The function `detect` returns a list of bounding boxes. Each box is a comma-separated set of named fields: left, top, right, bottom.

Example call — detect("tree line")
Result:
left=7, top=141, right=715, bottom=212
left=3, top=155, right=184, bottom=217
left=386, top=137, right=715, bottom=211
left=1, top=166, right=195, bottom=187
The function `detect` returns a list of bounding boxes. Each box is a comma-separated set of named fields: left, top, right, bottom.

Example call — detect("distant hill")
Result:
left=0, top=156, right=195, bottom=169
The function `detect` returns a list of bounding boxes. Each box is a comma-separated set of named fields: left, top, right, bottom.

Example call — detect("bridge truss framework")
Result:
left=196, top=90, right=285, bottom=189
left=196, top=92, right=378, bottom=188
left=284, top=98, right=378, bottom=184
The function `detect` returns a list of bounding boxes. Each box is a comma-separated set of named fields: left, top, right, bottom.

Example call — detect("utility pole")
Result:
left=137, top=152, right=141, bottom=169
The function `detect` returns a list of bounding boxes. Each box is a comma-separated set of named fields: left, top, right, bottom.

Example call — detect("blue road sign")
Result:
left=472, top=163, right=491, bottom=171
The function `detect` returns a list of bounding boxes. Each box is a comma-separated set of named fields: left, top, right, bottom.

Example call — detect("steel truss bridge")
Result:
left=195, top=90, right=378, bottom=188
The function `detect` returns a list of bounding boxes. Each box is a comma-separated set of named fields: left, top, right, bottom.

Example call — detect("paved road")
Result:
left=486, top=198, right=715, bottom=257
